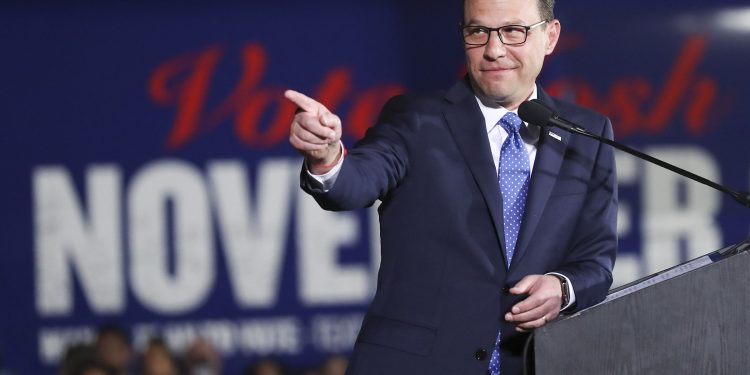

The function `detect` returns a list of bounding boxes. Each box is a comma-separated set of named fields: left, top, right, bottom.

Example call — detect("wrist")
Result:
left=549, top=274, right=570, bottom=309
left=308, top=142, right=346, bottom=174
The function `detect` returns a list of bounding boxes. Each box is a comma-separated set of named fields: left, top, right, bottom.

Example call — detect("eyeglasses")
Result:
left=461, top=20, right=548, bottom=46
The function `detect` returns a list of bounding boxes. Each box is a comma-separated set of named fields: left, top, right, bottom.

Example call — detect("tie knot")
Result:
left=500, top=111, right=523, bottom=134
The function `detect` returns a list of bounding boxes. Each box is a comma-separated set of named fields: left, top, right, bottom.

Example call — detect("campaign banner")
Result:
left=2, top=1, right=749, bottom=374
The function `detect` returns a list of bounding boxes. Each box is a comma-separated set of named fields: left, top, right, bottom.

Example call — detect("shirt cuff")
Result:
left=305, top=141, right=345, bottom=192
left=546, top=272, right=576, bottom=311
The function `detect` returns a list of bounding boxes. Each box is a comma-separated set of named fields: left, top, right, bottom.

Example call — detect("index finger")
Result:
left=509, top=275, right=538, bottom=295
left=510, top=293, right=545, bottom=315
left=284, top=89, right=329, bottom=115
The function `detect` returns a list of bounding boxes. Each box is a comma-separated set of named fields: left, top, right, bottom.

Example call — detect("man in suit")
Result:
left=285, top=0, right=617, bottom=373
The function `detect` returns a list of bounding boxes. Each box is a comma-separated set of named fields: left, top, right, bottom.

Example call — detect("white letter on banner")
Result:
left=642, top=146, right=721, bottom=274
left=297, top=191, right=369, bottom=305
left=33, top=166, right=123, bottom=316
left=611, top=151, right=643, bottom=287
left=128, top=160, right=213, bottom=314
left=207, top=159, right=295, bottom=308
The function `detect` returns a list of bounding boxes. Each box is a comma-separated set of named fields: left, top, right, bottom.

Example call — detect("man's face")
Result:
left=463, top=0, right=560, bottom=109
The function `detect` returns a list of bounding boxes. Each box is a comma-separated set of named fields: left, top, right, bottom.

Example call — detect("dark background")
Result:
left=2, top=1, right=749, bottom=373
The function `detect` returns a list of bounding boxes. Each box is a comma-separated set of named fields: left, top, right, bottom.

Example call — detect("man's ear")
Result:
left=545, top=19, right=561, bottom=55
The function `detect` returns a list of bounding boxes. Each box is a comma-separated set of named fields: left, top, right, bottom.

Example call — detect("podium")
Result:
left=534, top=239, right=750, bottom=374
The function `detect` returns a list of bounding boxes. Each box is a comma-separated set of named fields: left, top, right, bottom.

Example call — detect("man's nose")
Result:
left=483, top=30, right=507, bottom=60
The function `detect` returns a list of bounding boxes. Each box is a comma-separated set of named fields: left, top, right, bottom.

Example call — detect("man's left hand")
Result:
left=505, top=274, right=563, bottom=332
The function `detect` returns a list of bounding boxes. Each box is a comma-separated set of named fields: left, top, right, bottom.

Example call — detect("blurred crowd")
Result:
left=58, top=325, right=348, bottom=375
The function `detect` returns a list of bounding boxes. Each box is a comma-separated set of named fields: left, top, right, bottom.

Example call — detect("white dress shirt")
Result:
left=477, top=86, right=539, bottom=175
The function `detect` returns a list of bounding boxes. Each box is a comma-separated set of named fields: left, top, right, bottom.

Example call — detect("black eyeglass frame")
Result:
left=460, top=19, right=549, bottom=46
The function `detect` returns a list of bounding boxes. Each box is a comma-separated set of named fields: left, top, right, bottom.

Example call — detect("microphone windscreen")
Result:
left=519, top=99, right=554, bottom=127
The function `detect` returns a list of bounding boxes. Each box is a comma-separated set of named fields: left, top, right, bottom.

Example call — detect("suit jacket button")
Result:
left=474, top=348, right=487, bottom=361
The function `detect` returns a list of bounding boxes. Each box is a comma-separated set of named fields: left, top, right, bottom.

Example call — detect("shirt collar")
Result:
left=476, top=85, right=538, bottom=134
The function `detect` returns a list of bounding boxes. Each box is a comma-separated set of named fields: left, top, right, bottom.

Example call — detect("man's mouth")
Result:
left=481, top=66, right=517, bottom=72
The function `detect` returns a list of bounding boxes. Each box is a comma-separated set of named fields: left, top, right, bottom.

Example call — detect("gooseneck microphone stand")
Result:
left=519, top=99, right=750, bottom=208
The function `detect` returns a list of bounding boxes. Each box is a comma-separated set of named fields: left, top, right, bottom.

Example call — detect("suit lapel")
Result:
left=510, top=87, right=570, bottom=270
left=442, top=79, right=507, bottom=265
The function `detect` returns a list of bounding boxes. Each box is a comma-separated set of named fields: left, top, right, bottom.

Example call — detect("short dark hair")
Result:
left=96, top=323, right=130, bottom=346
left=538, top=0, right=555, bottom=21
left=463, top=0, right=556, bottom=22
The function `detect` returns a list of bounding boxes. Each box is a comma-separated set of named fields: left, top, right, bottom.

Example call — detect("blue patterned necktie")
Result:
left=497, top=111, right=530, bottom=266
left=488, top=111, right=530, bottom=375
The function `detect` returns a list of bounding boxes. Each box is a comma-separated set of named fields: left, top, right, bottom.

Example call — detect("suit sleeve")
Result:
left=554, top=116, right=618, bottom=311
left=300, top=95, right=416, bottom=211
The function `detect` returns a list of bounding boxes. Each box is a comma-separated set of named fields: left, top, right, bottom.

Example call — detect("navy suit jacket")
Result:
left=301, top=78, right=618, bottom=375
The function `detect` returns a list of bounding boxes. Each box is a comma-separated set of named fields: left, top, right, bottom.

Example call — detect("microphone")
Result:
left=518, top=99, right=750, bottom=208
left=519, top=99, right=589, bottom=135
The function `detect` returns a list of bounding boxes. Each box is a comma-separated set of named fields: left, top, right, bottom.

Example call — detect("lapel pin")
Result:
left=548, top=131, right=562, bottom=142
